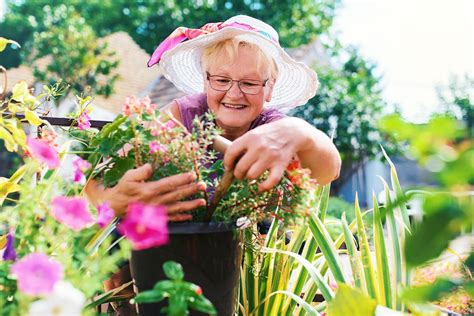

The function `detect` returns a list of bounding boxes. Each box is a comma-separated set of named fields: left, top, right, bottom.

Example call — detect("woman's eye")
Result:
left=215, top=79, right=231, bottom=84
left=241, top=81, right=258, bottom=87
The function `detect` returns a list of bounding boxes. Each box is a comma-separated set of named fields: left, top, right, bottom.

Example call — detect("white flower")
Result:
left=28, top=281, right=85, bottom=316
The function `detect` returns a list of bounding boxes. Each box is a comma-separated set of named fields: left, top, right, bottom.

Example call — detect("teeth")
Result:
left=223, top=103, right=246, bottom=109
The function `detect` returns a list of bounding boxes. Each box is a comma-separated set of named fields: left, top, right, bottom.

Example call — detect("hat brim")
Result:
left=159, top=27, right=319, bottom=112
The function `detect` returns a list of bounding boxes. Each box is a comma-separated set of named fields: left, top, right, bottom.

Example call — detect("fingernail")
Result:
left=189, top=172, right=197, bottom=180
left=198, top=182, right=207, bottom=190
left=199, top=199, right=206, bottom=206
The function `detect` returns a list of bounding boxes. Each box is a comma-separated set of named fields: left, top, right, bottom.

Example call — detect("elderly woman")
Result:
left=87, top=15, right=340, bottom=220
left=88, top=15, right=341, bottom=315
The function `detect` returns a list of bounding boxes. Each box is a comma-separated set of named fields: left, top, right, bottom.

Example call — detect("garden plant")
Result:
left=1, top=34, right=472, bottom=316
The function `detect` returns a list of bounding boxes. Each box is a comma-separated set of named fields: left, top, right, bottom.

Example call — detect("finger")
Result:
left=166, top=199, right=206, bottom=214
left=122, top=164, right=153, bottom=182
left=154, top=182, right=206, bottom=204
left=168, top=214, right=193, bottom=222
left=233, top=151, right=258, bottom=179
left=148, top=172, right=196, bottom=195
left=245, top=159, right=269, bottom=180
left=223, top=139, right=247, bottom=171
left=258, top=165, right=285, bottom=192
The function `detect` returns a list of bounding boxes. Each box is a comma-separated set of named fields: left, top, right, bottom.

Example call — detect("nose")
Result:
left=226, top=80, right=244, bottom=98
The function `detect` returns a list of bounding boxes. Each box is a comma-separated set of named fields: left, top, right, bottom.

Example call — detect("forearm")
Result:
left=285, top=117, right=341, bottom=185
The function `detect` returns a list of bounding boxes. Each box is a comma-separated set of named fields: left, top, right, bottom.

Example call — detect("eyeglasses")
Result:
left=206, top=72, right=269, bottom=95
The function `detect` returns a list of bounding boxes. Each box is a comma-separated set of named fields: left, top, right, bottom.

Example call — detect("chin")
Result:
left=217, top=117, right=251, bottom=129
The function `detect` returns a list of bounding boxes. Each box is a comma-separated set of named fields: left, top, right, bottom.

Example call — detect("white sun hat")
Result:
left=148, top=15, right=319, bottom=113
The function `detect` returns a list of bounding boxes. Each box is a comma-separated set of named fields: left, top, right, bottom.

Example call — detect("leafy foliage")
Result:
left=133, top=261, right=217, bottom=316
left=380, top=113, right=473, bottom=308
left=437, top=74, right=474, bottom=132
left=27, top=5, right=119, bottom=99
left=77, top=98, right=314, bottom=224
left=291, top=46, right=401, bottom=190
left=0, top=0, right=340, bottom=68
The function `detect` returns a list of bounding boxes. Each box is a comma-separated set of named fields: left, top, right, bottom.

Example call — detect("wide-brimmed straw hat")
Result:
left=148, top=15, right=319, bottom=112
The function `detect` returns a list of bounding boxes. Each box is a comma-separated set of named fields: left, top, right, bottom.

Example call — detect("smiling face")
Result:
left=202, top=40, right=277, bottom=139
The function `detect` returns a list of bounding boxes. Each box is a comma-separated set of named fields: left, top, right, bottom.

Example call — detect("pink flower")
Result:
left=11, top=253, right=63, bottom=296
left=72, top=156, right=91, bottom=184
left=161, top=120, right=176, bottom=132
left=77, top=111, right=91, bottom=130
left=118, top=202, right=169, bottom=250
left=139, top=96, right=157, bottom=115
left=97, top=202, right=115, bottom=228
left=149, top=141, right=166, bottom=154
left=27, top=136, right=60, bottom=169
left=122, top=95, right=137, bottom=117
left=122, top=95, right=157, bottom=117
left=51, top=196, right=94, bottom=231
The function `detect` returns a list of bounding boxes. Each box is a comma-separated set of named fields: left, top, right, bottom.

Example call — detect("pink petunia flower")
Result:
left=72, top=156, right=91, bottom=184
left=11, top=253, right=64, bottom=296
left=51, top=196, right=94, bottom=231
left=149, top=141, right=166, bottom=154
left=118, top=202, right=169, bottom=250
left=97, top=202, right=115, bottom=228
left=27, top=136, right=60, bottom=169
left=77, top=111, right=91, bottom=130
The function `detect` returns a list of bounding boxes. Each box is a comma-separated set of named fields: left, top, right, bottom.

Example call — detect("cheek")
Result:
left=206, top=90, right=222, bottom=111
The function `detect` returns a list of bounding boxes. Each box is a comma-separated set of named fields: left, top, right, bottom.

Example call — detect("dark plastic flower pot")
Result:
left=130, top=222, right=243, bottom=316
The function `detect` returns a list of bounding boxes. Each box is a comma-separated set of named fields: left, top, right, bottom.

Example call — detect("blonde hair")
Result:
left=201, top=38, right=279, bottom=80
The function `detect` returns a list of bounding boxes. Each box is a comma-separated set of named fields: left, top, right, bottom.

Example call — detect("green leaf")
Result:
left=133, top=290, right=166, bottom=304
left=259, top=291, right=320, bottom=316
left=405, top=195, right=464, bottom=267
left=327, top=284, right=377, bottom=316
left=260, top=247, right=334, bottom=302
left=401, top=278, right=460, bottom=303
left=341, top=214, right=366, bottom=293
left=0, top=125, right=17, bottom=152
left=354, top=194, right=379, bottom=301
left=163, top=261, right=184, bottom=281
left=188, top=294, right=217, bottom=315
left=308, top=212, right=348, bottom=284
left=372, top=193, right=392, bottom=308
left=24, top=109, right=44, bottom=126
left=103, top=157, right=135, bottom=187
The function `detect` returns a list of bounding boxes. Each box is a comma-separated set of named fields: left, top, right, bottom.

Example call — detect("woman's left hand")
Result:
left=223, top=119, right=301, bottom=192
left=223, top=117, right=341, bottom=191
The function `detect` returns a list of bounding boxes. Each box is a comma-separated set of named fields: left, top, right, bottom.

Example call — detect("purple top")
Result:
left=175, top=93, right=286, bottom=133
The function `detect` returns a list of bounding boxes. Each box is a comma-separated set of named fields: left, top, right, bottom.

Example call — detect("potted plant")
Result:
left=77, top=95, right=315, bottom=315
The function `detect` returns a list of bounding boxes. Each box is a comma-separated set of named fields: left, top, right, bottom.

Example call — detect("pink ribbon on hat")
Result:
left=147, top=21, right=277, bottom=67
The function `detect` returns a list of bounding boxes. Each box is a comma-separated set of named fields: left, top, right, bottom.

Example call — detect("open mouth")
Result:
left=222, top=103, right=247, bottom=110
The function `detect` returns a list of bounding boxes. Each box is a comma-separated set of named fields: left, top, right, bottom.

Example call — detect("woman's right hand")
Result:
left=85, top=164, right=207, bottom=221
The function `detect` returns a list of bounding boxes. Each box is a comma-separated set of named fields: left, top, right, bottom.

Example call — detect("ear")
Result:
left=265, top=78, right=276, bottom=102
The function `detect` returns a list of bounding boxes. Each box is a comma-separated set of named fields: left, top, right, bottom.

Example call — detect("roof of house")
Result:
left=92, top=32, right=159, bottom=113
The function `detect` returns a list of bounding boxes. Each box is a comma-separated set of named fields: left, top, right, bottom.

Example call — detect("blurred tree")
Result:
left=291, top=45, right=401, bottom=193
left=437, top=74, right=473, bottom=133
left=0, top=0, right=339, bottom=68
left=28, top=5, right=119, bottom=99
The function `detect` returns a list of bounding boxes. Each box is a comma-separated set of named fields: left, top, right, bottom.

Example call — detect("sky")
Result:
left=334, top=0, right=474, bottom=122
